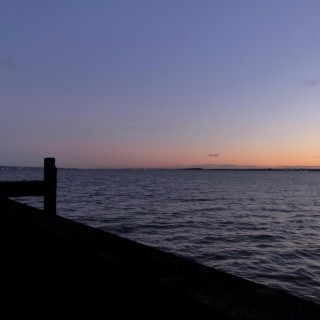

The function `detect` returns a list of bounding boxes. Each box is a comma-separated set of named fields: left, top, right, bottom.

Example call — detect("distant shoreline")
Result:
left=180, top=168, right=320, bottom=172
left=2, top=166, right=320, bottom=172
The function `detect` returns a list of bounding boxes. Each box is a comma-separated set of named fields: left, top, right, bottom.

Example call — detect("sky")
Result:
left=1, top=0, right=320, bottom=168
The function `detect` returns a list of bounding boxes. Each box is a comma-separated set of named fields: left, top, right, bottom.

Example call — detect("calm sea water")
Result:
left=1, top=168, right=320, bottom=304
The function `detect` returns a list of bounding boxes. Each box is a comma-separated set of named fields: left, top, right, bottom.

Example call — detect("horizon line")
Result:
left=2, top=164, right=320, bottom=171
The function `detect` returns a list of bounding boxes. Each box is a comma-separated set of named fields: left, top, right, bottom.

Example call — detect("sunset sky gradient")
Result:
left=1, top=0, right=320, bottom=168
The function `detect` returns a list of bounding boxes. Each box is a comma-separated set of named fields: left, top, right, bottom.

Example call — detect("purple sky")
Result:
left=1, top=0, right=320, bottom=168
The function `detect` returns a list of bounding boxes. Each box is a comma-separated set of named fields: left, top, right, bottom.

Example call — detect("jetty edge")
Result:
left=1, top=160, right=320, bottom=319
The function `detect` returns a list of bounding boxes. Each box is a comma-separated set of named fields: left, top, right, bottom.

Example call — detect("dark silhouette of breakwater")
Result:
left=0, top=158, right=56, bottom=215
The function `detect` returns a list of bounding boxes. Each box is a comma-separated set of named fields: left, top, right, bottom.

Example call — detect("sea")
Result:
left=1, top=168, right=320, bottom=305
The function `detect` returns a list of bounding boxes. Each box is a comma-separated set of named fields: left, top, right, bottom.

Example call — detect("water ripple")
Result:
left=2, top=168, right=320, bottom=305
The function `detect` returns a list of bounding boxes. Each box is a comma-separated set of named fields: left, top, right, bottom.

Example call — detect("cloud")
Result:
left=208, top=153, right=219, bottom=157
left=302, top=79, right=320, bottom=86
left=294, top=77, right=320, bottom=87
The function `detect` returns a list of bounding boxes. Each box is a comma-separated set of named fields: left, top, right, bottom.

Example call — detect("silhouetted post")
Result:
left=44, top=158, right=57, bottom=216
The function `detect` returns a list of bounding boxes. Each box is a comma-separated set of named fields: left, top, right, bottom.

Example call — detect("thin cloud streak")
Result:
left=293, top=77, right=320, bottom=87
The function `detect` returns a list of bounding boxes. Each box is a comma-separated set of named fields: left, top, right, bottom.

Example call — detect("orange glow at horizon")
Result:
left=50, top=141, right=320, bottom=168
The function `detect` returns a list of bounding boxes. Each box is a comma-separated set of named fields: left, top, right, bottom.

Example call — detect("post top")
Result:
left=44, top=158, right=55, bottom=164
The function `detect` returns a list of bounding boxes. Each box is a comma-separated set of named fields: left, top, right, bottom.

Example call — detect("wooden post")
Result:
left=44, top=158, right=57, bottom=216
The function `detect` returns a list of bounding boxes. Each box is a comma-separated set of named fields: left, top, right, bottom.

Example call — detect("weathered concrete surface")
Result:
left=1, top=198, right=320, bottom=319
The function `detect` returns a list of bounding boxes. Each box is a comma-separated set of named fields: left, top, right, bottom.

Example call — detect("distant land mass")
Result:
left=1, top=165, right=320, bottom=171
left=0, top=166, right=41, bottom=170
left=180, top=167, right=320, bottom=171
left=181, top=164, right=320, bottom=171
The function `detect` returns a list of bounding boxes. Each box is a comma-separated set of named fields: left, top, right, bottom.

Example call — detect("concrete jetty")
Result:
left=1, top=198, right=320, bottom=319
